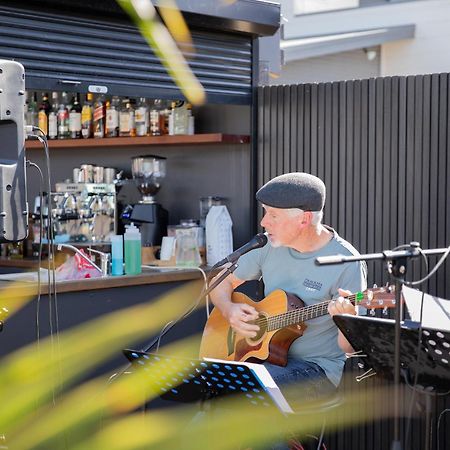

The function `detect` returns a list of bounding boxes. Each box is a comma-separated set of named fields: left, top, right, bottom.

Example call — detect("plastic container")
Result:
left=124, top=223, right=142, bottom=275
left=175, top=227, right=201, bottom=267
left=205, top=205, right=233, bottom=267
left=110, top=234, right=124, bottom=276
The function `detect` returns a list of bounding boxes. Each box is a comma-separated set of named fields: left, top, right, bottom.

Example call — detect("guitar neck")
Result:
left=267, top=294, right=359, bottom=332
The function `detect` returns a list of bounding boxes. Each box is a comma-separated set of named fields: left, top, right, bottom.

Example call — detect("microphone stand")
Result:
left=316, top=243, right=448, bottom=450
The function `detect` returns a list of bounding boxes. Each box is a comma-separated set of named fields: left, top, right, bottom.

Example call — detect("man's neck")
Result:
left=291, top=224, right=333, bottom=253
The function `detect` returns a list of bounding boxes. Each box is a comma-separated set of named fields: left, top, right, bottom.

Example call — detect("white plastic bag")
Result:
left=205, top=205, right=233, bottom=266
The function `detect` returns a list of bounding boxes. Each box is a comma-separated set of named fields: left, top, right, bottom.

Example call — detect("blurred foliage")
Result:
left=117, top=0, right=205, bottom=105
left=0, top=278, right=409, bottom=449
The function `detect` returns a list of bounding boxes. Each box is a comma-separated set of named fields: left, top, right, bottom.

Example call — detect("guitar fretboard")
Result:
left=265, top=293, right=359, bottom=332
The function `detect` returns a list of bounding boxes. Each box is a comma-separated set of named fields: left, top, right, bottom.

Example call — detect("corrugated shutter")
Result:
left=0, top=5, right=253, bottom=104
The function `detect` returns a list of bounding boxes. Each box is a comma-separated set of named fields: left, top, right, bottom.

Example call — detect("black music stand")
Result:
left=333, top=314, right=450, bottom=450
left=123, top=349, right=293, bottom=414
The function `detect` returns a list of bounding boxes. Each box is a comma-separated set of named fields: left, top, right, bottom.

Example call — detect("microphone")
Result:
left=212, top=232, right=268, bottom=269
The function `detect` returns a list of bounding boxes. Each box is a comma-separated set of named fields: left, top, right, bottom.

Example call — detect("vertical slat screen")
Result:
left=257, top=75, right=450, bottom=450
left=257, top=75, right=449, bottom=299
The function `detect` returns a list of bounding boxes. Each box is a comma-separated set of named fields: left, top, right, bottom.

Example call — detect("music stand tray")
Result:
left=123, top=349, right=293, bottom=414
left=333, top=315, right=450, bottom=393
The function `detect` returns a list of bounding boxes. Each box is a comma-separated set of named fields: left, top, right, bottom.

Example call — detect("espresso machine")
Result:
left=120, top=155, right=168, bottom=246
left=52, top=182, right=117, bottom=243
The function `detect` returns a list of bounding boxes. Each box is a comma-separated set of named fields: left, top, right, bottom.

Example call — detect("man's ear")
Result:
left=302, top=211, right=313, bottom=225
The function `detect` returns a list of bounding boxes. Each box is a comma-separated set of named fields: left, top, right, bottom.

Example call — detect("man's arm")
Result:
left=209, top=270, right=260, bottom=338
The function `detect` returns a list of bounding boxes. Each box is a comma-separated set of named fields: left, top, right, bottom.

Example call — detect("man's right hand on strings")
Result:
left=222, top=302, right=259, bottom=338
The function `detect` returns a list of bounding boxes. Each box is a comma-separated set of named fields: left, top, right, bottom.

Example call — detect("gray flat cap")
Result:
left=256, top=172, right=326, bottom=211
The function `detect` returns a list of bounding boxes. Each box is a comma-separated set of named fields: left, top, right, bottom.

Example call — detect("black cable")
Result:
left=389, top=243, right=450, bottom=287
left=437, top=408, right=450, bottom=450
left=25, top=160, right=45, bottom=347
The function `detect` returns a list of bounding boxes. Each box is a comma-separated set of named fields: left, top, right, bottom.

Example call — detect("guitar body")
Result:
left=199, top=290, right=307, bottom=366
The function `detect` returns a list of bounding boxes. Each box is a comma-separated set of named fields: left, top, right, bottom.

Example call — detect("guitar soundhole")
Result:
left=249, top=313, right=268, bottom=342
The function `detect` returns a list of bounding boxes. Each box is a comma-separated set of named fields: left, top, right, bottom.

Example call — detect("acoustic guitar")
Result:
left=199, top=287, right=396, bottom=366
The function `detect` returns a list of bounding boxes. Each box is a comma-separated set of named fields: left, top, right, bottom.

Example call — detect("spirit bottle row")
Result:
left=25, top=91, right=195, bottom=140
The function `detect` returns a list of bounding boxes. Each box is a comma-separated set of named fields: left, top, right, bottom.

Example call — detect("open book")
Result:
left=204, top=357, right=294, bottom=414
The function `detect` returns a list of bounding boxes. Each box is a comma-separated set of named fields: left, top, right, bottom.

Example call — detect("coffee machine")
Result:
left=120, top=155, right=168, bottom=246
left=52, top=182, right=117, bottom=243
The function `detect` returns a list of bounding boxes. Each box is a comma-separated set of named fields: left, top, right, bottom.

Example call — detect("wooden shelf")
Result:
left=26, top=133, right=250, bottom=149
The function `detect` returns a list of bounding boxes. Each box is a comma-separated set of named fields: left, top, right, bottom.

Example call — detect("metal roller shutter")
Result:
left=0, top=5, right=253, bottom=104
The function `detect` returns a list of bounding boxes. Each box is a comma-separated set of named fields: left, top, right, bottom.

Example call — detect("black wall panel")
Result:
left=257, top=75, right=450, bottom=450
left=257, top=75, right=450, bottom=299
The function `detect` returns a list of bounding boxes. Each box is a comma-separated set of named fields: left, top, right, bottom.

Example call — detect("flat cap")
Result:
left=256, top=172, right=326, bottom=211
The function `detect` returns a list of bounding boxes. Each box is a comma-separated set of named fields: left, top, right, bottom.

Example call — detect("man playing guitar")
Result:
left=209, top=172, right=367, bottom=408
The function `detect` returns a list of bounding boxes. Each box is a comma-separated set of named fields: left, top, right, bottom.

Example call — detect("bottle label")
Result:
left=119, top=111, right=135, bottom=133
left=48, top=113, right=57, bottom=138
left=57, top=110, right=69, bottom=134
left=106, top=109, right=119, bottom=129
left=69, top=112, right=82, bottom=131
left=93, top=106, right=104, bottom=122
left=38, top=110, right=48, bottom=135
left=81, top=107, right=92, bottom=124
left=136, top=107, right=148, bottom=136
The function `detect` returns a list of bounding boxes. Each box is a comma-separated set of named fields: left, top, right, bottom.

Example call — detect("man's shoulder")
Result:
left=328, top=229, right=361, bottom=257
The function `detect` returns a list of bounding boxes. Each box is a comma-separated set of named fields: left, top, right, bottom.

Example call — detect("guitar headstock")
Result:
left=352, top=285, right=397, bottom=311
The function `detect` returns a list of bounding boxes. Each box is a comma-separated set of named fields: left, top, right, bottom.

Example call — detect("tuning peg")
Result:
left=369, top=309, right=376, bottom=316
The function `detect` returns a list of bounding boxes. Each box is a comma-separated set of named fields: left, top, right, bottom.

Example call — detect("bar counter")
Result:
left=0, top=260, right=209, bottom=377
left=0, top=256, right=206, bottom=294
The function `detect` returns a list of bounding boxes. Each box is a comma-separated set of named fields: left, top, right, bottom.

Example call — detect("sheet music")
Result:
left=402, top=285, right=450, bottom=331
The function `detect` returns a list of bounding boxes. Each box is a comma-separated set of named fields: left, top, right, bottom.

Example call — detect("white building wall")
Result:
left=381, top=0, right=450, bottom=76
left=271, top=48, right=380, bottom=85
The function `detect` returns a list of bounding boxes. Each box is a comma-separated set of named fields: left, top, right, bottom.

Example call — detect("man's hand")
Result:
left=328, top=288, right=357, bottom=317
left=328, top=288, right=356, bottom=353
left=222, top=303, right=260, bottom=338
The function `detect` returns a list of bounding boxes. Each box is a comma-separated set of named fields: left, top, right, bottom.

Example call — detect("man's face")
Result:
left=260, top=205, right=304, bottom=248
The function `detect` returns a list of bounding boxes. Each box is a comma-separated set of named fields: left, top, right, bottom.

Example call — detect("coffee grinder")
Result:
left=121, top=155, right=168, bottom=247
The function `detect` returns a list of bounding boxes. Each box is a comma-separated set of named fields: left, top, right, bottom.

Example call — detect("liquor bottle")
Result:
left=25, top=91, right=38, bottom=129
left=186, top=103, right=194, bottom=135
left=48, top=92, right=59, bottom=140
left=93, top=94, right=106, bottom=138
left=119, top=99, right=136, bottom=137
left=69, top=93, right=82, bottom=139
left=172, top=100, right=188, bottom=135
left=38, top=93, right=51, bottom=136
left=149, top=99, right=164, bottom=136
left=135, top=97, right=149, bottom=136
left=57, top=92, right=70, bottom=139
left=106, top=96, right=120, bottom=137
left=161, top=100, right=170, bottom=135
left=81, top=93, right=94, bottom=139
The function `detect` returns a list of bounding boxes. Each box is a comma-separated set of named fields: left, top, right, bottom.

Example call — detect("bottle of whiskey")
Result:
left=119, top=99, right=136, bottom=137
left=81, top=93, right=94, bottom=139
left=69, top=93, right=82, bottom=139
left=106, top=96, right=120, bottom=137
left=48, top=92, right=59, bottom=140
left=93, top=94, right=106, bottom=138
left=57, top=92, right=70, bottom=139
left=38, top=93, right=51, bottom=136
left=135, top=97, right=149, bottom=136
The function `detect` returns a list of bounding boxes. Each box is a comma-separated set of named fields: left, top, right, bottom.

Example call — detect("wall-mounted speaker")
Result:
left=0, top=60, right=28, bottom=242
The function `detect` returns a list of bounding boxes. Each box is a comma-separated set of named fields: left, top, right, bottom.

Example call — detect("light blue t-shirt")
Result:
left=234, top=227, right=367, bottom=386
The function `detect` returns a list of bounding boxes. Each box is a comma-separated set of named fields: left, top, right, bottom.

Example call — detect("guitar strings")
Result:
left=252, top=293, right=361, bottom=330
